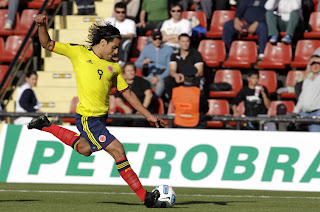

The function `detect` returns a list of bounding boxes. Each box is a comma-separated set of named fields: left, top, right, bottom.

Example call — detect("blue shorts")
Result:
left=75, top=113, right=116, bottom=152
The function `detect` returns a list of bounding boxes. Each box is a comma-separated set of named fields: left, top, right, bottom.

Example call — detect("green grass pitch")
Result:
left=0, top=183, right=319, bottom=211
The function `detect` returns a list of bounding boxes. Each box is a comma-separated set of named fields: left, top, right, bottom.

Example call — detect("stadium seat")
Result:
left=14, top=9, right=39, bottom=35
left=291, top=40, right=320, bottom=68
left=182, top=11, right=207, bottom=29
left=27, top=0, right=61, bottom=9
left=206, top=10, right=235, bottom=38
left=0, top=35, right=33, bottom=62
left=304, top=12, right=320, bottom=38
left=267, top=100, right=295, bottom=116
left=130, top=36, right=148, bottom=63
left=280, top=70, right=305, bottom=99
left=209, top=69, right=243, bottom=98
left=62, top=96, right=79, bottom=124
left=257, top=42, right=292, bottom=69
left=0, top=65, right=8, bottom=82
left=206, top=99, right=230, bottom=128
left=0, top=9, right=19, bottom=36
left=198, top=39, right=226, bottom=67
left=223, top=41, right=257, bottom=68
left=258, top=70, right=277, bottom=95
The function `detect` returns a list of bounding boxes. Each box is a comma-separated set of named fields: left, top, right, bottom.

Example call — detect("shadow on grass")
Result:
left=0, top=200, right=40, bottom=202
left=177, top=200, right=256, bottom=206
left=96, top=201, right=140, bottom=206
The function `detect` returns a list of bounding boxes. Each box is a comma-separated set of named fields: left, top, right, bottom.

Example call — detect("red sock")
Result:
left=43, top=123, right=80, bottom=151
left=116, top=157, right=146, bottom=202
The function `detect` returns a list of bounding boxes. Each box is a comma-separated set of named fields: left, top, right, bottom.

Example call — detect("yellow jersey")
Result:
left=52, top=41, right=129, bottom=117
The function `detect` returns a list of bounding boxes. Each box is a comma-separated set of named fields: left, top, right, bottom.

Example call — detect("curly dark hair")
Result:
left=87, top=22, right=122, bottom=47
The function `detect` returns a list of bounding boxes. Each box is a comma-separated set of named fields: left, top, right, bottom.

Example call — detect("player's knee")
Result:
left=81, top=151, right=92, bottom=157
left=78, top=146, right=92, bottom=157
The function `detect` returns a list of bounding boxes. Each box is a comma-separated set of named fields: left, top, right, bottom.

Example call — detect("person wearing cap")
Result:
left=165, top=33, right=204, bottom=100
left=134, top=29, right=174, bottom=98
left=172, top=65, right=209, bottom=128
left=293, top=54, right=320, bottom=132
left=104, top=2, right=136, bottom=67
left=160, top=2, right=192, bottom=50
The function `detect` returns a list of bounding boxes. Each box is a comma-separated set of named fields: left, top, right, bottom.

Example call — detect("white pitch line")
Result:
left=0, top=189, right=320, bottom=200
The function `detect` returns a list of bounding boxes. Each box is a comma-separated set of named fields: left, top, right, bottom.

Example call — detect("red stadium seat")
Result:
left=267, top=100, right=295, bottom=116
left=27, top=0, right=61, bottom=9
left=209, top=69, right=243, bottom=98
left=223, top=41, right=257, bottom=68
left=14, top=9, right=38, bottom=35
left=257, top=42, right=292, bottom=69
left=198, top=39, right=226, bottom=67
left=63, top=96, right=79, bottom=124
left=206, top=10, right=235, bottom=38
left=258, top=70, right=277, bottom=95
left=206, top=99, right=230, bottom=128
left=130, top=36, right=148, bottom=62
left=304, top=12, right=320, bottom=38
left=0, top=64, right=10, bottom=94
left=0, top=9, right=19, bottom=36
left=0, top=35, right=33, bottom=62
left=182, top=11, right=207, bottom=29
left=291, top=40, right=320, bottom=68
left=280, top=70, right=305, bottom=99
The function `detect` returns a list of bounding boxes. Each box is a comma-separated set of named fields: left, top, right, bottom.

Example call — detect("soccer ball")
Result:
left=152, top=185, right=176, bottom=208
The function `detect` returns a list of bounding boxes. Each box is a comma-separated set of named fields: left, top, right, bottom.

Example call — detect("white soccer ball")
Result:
left=152, top=185, right=176, bottom=208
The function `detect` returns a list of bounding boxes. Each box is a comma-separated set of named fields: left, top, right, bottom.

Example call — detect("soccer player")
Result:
left=29, top=14, right=166, bottom=208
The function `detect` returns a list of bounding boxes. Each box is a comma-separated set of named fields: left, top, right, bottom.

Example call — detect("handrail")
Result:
left=0, top=0, right=62, bottom=107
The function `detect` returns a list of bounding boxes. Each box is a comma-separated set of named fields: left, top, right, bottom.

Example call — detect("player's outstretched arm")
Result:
left=34, top=14, right=54, bottom=51
left=122, top=89, right=166, bottom=128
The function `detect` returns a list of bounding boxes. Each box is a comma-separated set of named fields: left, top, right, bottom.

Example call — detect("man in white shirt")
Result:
left=160, top=2, right=192, bottom=50
left=294, top=55, right=320, bottom=132
left=104, top=2, right=136, bottom=67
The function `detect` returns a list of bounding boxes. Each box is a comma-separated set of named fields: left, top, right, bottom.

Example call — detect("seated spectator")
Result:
left=114, top=62, right=153, bottom=127
left=134, top=30, right=173, bottom=98
left=231, top=69, right=270, bottom=130
left=14, top=71, right=41, bottom=125
left=160, top=2, right=192, bottom=50
left=222, top=0, right=268, bottom=60
left=113, top=0, right=140, bottom=21
left=104, top=2, right=136, bottom=67
left=74, top=0, right=96, bottom=15
left=164, top=33, right=204, bottom=100
left=265, top=0, right=303, bottom=44
left=136, top=0, right=169, bottom=36
left=293, top=54, right=320, bottom=132
left=172, top=65, right=209, bottom=128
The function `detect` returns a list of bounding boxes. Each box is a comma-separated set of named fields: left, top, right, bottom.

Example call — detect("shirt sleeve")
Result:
left=52, top=41, right=78, bottom=60
left=115, top=69, right=129, bottom=92
left=232, top=89, right=245, bottom=106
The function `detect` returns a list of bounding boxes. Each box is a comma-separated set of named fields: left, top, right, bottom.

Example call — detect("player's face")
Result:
left=26, top=74, right=38, bottom=87
left=123, top=64, right=136, bottom=80
left=179, top=36, right=190, bottom=51
left=105, top=38, right=121, bottom=60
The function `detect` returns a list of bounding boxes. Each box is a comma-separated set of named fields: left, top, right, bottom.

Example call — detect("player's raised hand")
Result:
left=147, top=115, right=166, bottom=128
left=34, top=14, right=47, bottom=26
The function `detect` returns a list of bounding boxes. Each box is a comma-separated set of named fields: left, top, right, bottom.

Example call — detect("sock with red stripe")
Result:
left=43, top=123, right=81, bottom=152
left=116, top=157, right=146, bottom=202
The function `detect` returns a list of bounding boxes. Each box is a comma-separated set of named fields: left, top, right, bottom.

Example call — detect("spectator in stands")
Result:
left=14, top=71, right=41, bottom=125
left=115, top=62, right=153, bottom=126
left=231, top=69, right=270, bottom=130
left=104, top=2, right=136, bottom=67
left=136, top=0, right=169, bottom=36
left=172, top=65, right=208, bottom=128
left=293, top=54, right=320, bottom=132
left=265, top=0, right=303, bottom=44
left=0, top=0, right=19, bottom=30
left=74, top=0, right=96, bottom=15
left=222, top=0, right=268, bottom=60
left=134, top=29, right=173, bottom=98
left=113, top=0, right=140, bottom=21
left=160, top=2, right=192, bottom=50
left=164, top=33, right=204, bottom=100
